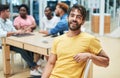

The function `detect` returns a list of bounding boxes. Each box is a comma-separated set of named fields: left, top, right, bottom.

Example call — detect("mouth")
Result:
left=71, top=22, right=77, bottom=25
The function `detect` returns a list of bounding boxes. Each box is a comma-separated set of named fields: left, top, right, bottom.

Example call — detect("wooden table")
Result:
left=1, top=32, right=54, bottom=76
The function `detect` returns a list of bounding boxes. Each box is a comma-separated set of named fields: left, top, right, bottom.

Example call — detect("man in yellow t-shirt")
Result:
left=42, top=4, right=109, bottom=78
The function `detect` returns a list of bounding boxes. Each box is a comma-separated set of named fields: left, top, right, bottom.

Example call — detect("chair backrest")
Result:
left=0, top=49, right=2, bottom=52
left=83, top=59, right=92, bottom=78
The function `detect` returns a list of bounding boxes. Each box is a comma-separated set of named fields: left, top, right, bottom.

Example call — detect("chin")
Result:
left=56, top=14, right=60, bottom=17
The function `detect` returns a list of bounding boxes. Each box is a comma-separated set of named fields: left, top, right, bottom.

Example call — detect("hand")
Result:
left=73, top=53, right=91, bottom=63
left=39, top=30, right=49, bottom=35
left=15, top=30, right=25, bottom=35
left=24, top=30, right=31, bottom=34
left=24, top=26, right=32, bottom=32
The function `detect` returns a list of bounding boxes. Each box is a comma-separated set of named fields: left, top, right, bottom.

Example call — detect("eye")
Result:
left=70, top=13, right=74, bottom=17
left=77, top=15, right=82, bottom=19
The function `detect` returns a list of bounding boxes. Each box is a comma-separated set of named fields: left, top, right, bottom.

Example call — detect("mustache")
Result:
left=70, top=20, right=77, bottom=24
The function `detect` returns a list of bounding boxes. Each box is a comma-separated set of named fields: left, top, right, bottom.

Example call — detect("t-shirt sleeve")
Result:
left=30, top=15, right=35, bottom=22
left=13, top=17, right=20, bottom=27
left=88, top=37, right=102, bottom=55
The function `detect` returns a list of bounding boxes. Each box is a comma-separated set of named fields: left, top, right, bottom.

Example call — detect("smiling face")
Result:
left=44, top=7, right=52, bottom=19
left=68, top=9, right=84, bottom=31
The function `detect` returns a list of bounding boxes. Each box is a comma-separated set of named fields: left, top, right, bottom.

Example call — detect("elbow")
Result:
left=104, top=57, right=110, bottom=67
left=33, top=25, right=36, bottom=29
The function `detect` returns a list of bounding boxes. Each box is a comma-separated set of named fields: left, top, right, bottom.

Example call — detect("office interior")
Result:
left=0, top=0, right=120, bottom=78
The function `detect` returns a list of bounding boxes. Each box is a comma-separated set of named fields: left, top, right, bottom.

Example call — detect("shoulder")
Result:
left=6, top=19, right=12, bottom=24
left=81, top=32, right=100, bottom=43
left=53, top=34, right=66, bottom=43
left=43, top=16, right=47, bottom=20
left=55, top=34, right=66, bottom=42
left=81, top=32, right=95, bottom=38
left=53, top=16, right=60, bottom=20
left=27, top=15, right=34, bottom=19
left=58, top=18, right=68, bottom=25
left=14, top=15, right=21, bottom=20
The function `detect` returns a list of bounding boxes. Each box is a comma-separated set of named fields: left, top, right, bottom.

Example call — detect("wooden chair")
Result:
left=83, top=59, right=93, bottom=78
left=10, top=51, right=27, bottom=73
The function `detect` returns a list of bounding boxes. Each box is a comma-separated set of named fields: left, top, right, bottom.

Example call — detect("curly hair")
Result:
left=57, top=2, right=69, bottom=13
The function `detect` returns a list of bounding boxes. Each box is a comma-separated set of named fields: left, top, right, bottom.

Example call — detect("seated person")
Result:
left=36, top=6, right=60, bottom=62
left=40, top=6, right=60, bottom=31
left=39, top=2, right=69, bottom=36
left=14, top=4, right=36, bottom=33
left=42, top=4, right=109, bottom=78
left=0, top=4, right=41, bottom=76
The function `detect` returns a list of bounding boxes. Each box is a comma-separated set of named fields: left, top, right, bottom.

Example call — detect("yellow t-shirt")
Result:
left=50, top=32, right=102, bottom=78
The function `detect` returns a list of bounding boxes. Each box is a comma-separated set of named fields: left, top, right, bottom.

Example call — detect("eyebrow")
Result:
left=70, top=12, right=82, bottom=16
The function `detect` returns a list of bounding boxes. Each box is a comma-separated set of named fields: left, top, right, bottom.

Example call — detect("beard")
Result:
left=6, top=15, right=10, bottom=19
left=55, top=12, right=60, bottom=17
left=68, top=20, right=81, bottom=31
left=56, top=13, right=60, bottom=17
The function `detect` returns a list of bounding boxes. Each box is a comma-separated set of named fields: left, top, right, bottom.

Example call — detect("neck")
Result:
left=21, top=15, right=27, bottom=19
left=67, top=30, right=81, bottom=37
left=60, top=12, right=65, bottom=17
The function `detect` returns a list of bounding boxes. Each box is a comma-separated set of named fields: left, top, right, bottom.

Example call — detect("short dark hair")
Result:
left=0, top=4, right=9, bottom=12
left=68, top=4, right=87, bottom=20
left=45, top=6, right=53, bottom=12
left=18, top=4, right=29, bottom=12
left=57, top=2, right=69, bottom=13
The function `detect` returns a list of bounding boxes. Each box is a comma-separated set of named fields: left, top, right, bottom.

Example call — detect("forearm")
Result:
left=14, top=26, right=21, bottom=30
left=25, top=25, right=36, bottom=32
left=29, top=23, right=36, bottom=30
left=42, top=62, right=54, bottom=78
left=90, top=53, right=109, bottom=67
left=30, top=25, right=36, bottom=29
left=74, top=50, right=109, bottom=67
left=7, top=32, right=15, bottom=37
left=39, top=30, right=49, bottom=35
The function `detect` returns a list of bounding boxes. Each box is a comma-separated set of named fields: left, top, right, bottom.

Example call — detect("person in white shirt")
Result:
left=40, top=6, right=60, bottom=33
left=36, top=6, right=60, bottom=69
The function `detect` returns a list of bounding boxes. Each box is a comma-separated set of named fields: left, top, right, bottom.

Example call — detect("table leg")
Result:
left=2, top=38, right=11, bottom=76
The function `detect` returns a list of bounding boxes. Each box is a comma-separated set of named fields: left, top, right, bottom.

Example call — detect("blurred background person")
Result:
left=36, top=6, right=60, bottom=64
left=42, top=4, right=109, bottom=78
left=0, top=4, right=42, bottom=76
left=14, top=4, right=36, bottom=33
left=40, top=6, right=60, bottom=31
left=39, top=2, right=69, bottom=36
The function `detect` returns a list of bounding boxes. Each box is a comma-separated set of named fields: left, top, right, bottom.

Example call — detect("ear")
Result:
left=81, top=20, right=85, bottom=25
left=67, top=16, right=69, bottom=21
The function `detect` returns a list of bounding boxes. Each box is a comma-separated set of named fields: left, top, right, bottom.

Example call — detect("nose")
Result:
left=73, top=16, right=77, bottom=21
